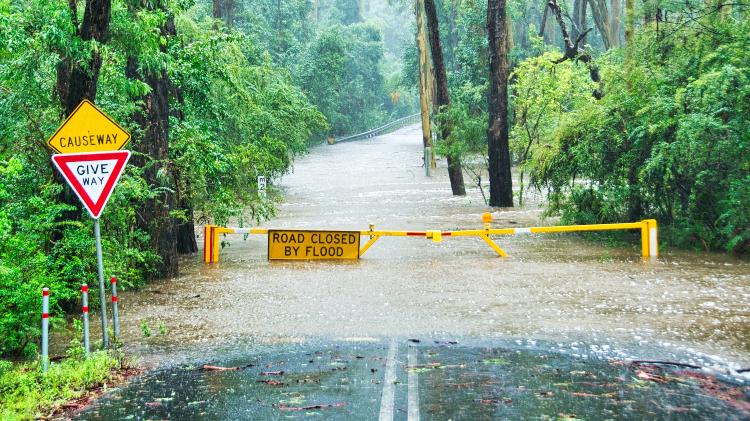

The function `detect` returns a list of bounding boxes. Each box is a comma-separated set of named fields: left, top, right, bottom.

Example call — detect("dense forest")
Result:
left=0, top=0, right=748, bottom=359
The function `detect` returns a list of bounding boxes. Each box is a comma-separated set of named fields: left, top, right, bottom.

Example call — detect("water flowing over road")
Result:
left=79, top=125, right=750, bottom=419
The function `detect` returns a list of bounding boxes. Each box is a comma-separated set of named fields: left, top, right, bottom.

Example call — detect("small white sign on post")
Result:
left=258, top=175, right=267, bottom=198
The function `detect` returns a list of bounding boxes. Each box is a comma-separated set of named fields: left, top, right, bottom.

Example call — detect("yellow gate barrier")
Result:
left=203, top=214, right=658, bottom=263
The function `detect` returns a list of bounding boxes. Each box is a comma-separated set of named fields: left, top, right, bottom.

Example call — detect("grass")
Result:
left=0, top=351, right=123, bottom=420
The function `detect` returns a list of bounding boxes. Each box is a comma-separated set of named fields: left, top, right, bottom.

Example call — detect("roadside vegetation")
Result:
left=0, top=350, right=128, bottom=420
left=413, top=0, right=749, bottom=254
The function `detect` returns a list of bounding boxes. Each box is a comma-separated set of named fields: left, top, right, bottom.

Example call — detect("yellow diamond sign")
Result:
left=47, top=100, right=131, bottom=154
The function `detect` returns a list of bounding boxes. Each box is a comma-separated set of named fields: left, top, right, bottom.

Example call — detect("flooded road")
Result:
left=80, top=125, right=750, bottom=419
left=116, top=124, right=750, bottom=369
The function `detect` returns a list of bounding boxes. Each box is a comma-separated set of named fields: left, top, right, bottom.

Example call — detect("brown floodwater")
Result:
left=110, top=125, right=750, bottom=371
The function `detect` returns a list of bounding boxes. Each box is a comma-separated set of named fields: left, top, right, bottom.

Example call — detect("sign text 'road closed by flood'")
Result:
left=268, top=230, right=360, bottom=260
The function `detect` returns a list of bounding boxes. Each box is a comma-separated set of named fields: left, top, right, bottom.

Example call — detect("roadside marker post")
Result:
left=258, top=176, right=267, bottom=198
left=111, top=276, right=119, bottom=339
left=82, top=284, right=90, bottom=356
left=41, top=288, right=49, bottom=373
left=48, top=100, right=132, bottom=349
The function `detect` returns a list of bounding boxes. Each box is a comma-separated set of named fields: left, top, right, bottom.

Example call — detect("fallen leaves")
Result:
left=475, top=397, right=513, bottom=405
left=636, top=370, right=669, bottom=384
left=277, top=402, right=346, bottom=411
left=256, top=379, right=286, bottom=386
left=202, top=365, right=240, bottom=371
left=570, top=392, right=617, bottom=398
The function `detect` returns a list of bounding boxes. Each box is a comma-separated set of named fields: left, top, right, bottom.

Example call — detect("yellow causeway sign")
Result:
left=268, top=230, right=360, bottom=260
left=47, top=100, right=131, bottom=154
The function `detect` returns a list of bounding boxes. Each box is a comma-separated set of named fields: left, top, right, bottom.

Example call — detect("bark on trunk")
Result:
left=539, top=0, right=549, bottom=38
left=571, top=0, right=588, bottom=46
left=213, top=0, right=235, bottom=27
left=625, top=0, right=634, bottom=44
left=415, top=0, right=433, bottom=151
left=424, top=0, right=465, bottom=196
left=487, top=0, right=513, bottom=207
left=176, top=196, right=198, bottom=254
left=589, top=0, right=613, bottom=49
left=126, top=17, right=179, bottom=278
left=609, top=0, right=622, bottom=47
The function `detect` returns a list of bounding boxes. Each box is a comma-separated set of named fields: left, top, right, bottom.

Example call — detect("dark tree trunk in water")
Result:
left=175, top=197, right=198, bottom=254
left=487, top=0, right=513, bottom=207
left=424, top=0, right=465, bottom=196
left=53, top=0, right=112, bottom=234
left=168, top=51, right=198, bottom=255
left=126, top=17, right=179, bottom=278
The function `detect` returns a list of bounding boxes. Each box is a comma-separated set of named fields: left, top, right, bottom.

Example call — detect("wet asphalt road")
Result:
left=79, top=339, right=750, bottom=420
left=78, top=125, right=750, bottom=419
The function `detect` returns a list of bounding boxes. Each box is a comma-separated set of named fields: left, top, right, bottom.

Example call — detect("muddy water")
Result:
left=115, top=125, right=750, bottom=370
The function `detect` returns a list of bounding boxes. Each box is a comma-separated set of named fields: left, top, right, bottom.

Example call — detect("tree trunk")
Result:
left=170, top=68, right=198, bottom=255
left=487, top=0, right=513, bottom=207
left=424, top=0, right=465, bottom=196
left=589, top=0, right=613, bottom=49
left=213, top=0, right=235, bottom=27
left=175, top=196, right=198, bottom=254
left=311, top=0, right=318, bottom=23
left=625, top=0, right=634, bottom=44
left=539, top=0, right=548, bottom=38
left=126, top=17, right=179, bottom=279
left=571, top=0, right=588, bottom=46
left=415, top=0, right=433, bottom=152
left=609, top=0, right=622, bottom=47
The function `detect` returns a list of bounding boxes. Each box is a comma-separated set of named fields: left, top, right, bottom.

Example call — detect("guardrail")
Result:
left=329, top=113, right=421, bottom=144
left=202, top=214, right=658, bottom=263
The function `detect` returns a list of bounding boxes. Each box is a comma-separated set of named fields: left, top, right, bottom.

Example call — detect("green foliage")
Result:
left=140, top=319, right=151, bottom=337
left=170, top=14, right=326, bottom=223
left=0, top=351, right=119, bottom=420
left=512, top=15, right=750, bottom=253
left=293, top=23, right=390, bottom=135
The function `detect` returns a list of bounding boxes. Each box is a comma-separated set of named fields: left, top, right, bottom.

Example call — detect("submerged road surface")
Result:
left=80, top=125, right=750, bottom=419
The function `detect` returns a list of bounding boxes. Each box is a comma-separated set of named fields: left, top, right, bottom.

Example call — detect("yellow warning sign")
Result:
left=268, top=230, right=360, bottom=260
left=47, top=100, right=131, bottom=154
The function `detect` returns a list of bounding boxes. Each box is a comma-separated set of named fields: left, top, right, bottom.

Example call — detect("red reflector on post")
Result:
left=112, top=296, right=118, bottom=302
left=82, top=306, right=89, bottom=313
left=42, top=313, right=49, bottom=318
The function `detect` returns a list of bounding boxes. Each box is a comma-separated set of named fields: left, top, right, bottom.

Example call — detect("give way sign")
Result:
left=52, top=151, right=131, bottom=219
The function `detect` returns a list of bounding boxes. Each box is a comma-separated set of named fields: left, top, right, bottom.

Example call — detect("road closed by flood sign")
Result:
left=268, top=230, right=360, bottom=260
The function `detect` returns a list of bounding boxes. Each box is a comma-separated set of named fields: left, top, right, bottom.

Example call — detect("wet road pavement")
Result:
left=80, top=125, right=750, bottom=419
left=80, top=340, right=750, bottom=420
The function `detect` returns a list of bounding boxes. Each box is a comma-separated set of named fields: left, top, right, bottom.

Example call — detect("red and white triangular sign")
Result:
left=52, top=151, right=131, bottom=219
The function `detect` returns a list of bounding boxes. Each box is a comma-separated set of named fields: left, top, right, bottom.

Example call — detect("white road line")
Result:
left=379, top=339, right=398, bottom=421
left=407, top=345, right=420, bottom=421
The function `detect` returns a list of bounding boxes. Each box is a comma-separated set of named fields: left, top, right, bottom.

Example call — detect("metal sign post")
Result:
left=94, top=219, right=108, bottom=349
